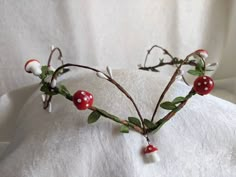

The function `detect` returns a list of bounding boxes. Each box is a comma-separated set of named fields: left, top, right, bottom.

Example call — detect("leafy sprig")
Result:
left=37, top=45, right=213, bottom=138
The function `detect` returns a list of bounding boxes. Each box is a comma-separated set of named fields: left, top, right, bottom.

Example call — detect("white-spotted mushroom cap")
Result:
left=73, top=90, right=94, bottom=110
left=193, top=76, right=214, bottom=95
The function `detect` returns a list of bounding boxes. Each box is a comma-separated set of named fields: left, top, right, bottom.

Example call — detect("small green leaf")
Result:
left=151, top=119, right=168, bottom=134
left=160, top=101, right=177, bottom=110
left=128, top=117, right=141, bottom=127
left=41, top=66, right=48, bottom=74
left=40, top=84, right=49, bottom=93
left=96, top=109, right=120, bottom=122
left=39, top=66, right=51, bottom=80
left=144, top=119, right=156, bottom=129
left=172, top=96, right=185, bottom=104
left=47, top=70, right=54, bottom=75
left=88, top=111, right=101, bottom=124
left=120, top=125, right=129, bottom=133
left=196, top=59, right=204, bottom=71
left=58, top=85, right=70, bottom=96
left=205, top=69, right=214, bottom=72
left=187, top=70, right=203, bottom=76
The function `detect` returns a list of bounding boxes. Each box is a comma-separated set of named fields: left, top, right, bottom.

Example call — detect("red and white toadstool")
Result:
left=143, top=144, right=160, bottom=163
left=195, top=49, right=208, bottom=59
left=73, top=90, right=94, bottom=110
left=193, top=76, right=214, bottom=95
left=24, top=59, right=42, bottom=76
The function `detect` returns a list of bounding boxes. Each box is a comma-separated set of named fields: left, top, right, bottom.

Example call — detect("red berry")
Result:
left=73, top=90, right=94, bottom=110
left=193, top=76, right=214, bottom=95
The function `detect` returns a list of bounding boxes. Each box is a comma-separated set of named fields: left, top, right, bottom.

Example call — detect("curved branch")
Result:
left=143, top=45, right=174, bottom=67
left=151, top=52, right=197, bottom=122
left=47, top=47, right=63, bottom=67
left=47, top=63, right=145, bottom=132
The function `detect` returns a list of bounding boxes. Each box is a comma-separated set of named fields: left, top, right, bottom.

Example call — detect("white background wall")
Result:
left=0, top=0, right=235, bottom=101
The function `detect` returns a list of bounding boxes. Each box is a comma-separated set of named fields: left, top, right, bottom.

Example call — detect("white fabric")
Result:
left=0, top=70, right=235, bottom=176
left=0, top=0, right=236, bottom=103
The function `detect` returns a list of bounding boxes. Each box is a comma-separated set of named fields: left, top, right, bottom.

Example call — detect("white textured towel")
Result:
left=0, top=69, right=236, bottom=177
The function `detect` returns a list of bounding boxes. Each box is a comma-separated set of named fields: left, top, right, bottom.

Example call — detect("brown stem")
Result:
left=47, top=47, right=63, bottom=67
left=156, top=89, right=195, bottom=124
left=151, top=52, right=197, bottom=122
left=140, top=60, right=197, bottom=71
left=143, top=45, right=174, bottom=67
left=47, top=63, right=145, bottom=132
left=181, top=75, right=190, bottom=86
left=89, top=106, right=144, bottom=134
left=43, top=47, right=64, bottom=109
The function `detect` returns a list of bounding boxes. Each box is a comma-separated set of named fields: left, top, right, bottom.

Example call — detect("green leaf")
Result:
left=40, top=83, right=58, bottom=95
left=151, top=119, right=168, bottom=134
left=40, top=84, right=49, bottom=93
left=128, top=117, right=141, bottom=127
left=160, top=101, right=177, bottom=110
left=144, top=119, right=156, bottom=129
left=41, top=66, right=48, bottom=74
left=96, top=108, right=120, bottom=122
left=88, top=111, right=101, bottom=124
left=39, top=66, right=50, bottom=80
left=196, top=59, right=204, bottom=69
left=120, top=125, right=129, bottom=133
left=187, top=70, right=203, bottom=76
left=58, top=85, right=70, bottom=96
left=205, top=69, right=214, bottom=72
left=47, top=70, right=54, bottom=75
left=172, top=96, right=185, bottom=104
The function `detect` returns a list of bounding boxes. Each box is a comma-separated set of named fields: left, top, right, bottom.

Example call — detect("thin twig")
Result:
left=151, top=52, right=197, bottom=122
left=140, top=60, right=197, bottom=71
left=47, top=47, right=63, bottom=67
left=156, top=89, right=195, bottom=124
left=89, top=106, right=144, bottom=134
left=47, top=63, right=146, bottom=133
left=144, top=45, right=174, bottom=67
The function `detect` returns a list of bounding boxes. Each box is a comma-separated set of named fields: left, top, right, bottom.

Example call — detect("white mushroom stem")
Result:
left=96, top=72, right=108, bottom=80
left=48, top=102, right=52, bottom=113
left=51, top=79, right=57, bottom=88
left=144, top=152, right=160, bottom=163
left=106, top=66, right=113, bottom=78
left=41, top=94, right=46, bottom=102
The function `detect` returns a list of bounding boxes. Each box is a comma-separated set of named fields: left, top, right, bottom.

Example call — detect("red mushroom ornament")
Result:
left=24, top=59, right=42, bottom=76
left=195, top=49, right=208, bottom=59
left=193, top=76, right=214, bottom=95
left=73, top=90, right=94, bottom=110
left=143, top=144, right=160, bottom=163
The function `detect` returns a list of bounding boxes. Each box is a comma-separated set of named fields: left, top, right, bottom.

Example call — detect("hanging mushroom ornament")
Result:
left=143, top=144, right=160, bottom=163
left=73, top=90, right=94, bottom=110
left=195, top=49, right=208, bottom=59
left=193, top=76, right=214, bottom=95
left=24, top=59, right=42, bottom=76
